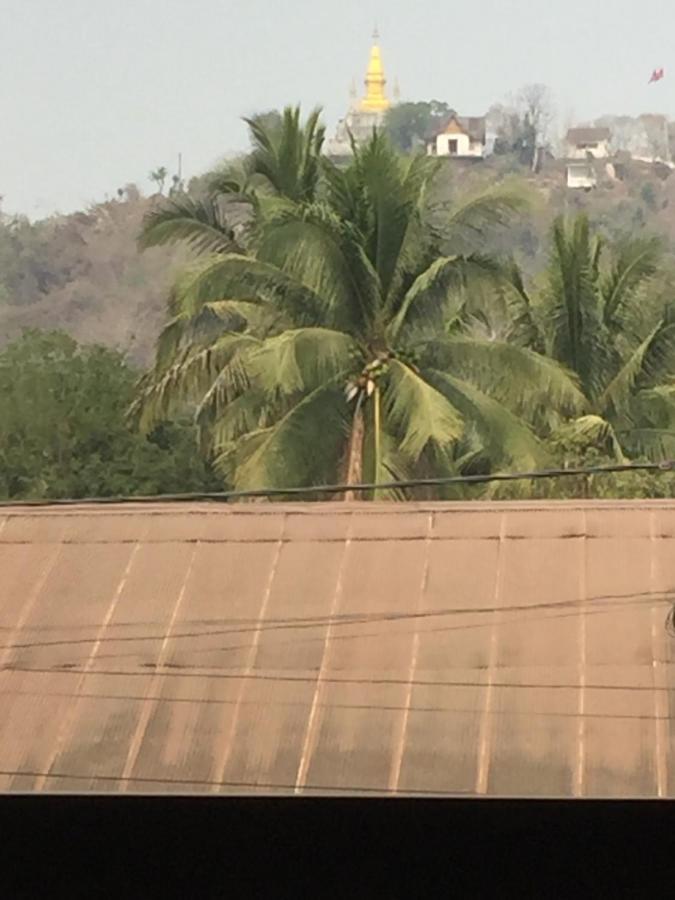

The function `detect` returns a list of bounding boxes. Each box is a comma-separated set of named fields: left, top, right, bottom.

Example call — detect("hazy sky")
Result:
left=2, top=0, right=673, bottom=218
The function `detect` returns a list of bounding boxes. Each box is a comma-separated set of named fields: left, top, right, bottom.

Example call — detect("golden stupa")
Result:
left=360, top=30, right=390, bottom=113
left=327, top=29, right=397, bottom=157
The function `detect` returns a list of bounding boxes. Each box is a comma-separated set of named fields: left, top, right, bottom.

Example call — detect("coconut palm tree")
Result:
left=133, top=126, right=584, bottom=497
left=138, top=106, right=326, bottom=260
left=512, top=214, right=675, bottom=461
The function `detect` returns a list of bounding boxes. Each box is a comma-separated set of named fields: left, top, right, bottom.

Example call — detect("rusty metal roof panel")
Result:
left=0, top=499, right=674, bottom=797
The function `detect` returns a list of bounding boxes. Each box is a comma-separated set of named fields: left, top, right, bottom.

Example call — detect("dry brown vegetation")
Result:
left=0, top=188, right=187, bottom=367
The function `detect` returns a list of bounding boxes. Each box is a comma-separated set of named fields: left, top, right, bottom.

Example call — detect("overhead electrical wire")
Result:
left=1, top=685, right=672, bottom=723
left=0, top=459, right=672, bottom=508
left=2, top=662, right=673, bottom=693
left=2, top=587, right=672, bottom=654
left=0, top=767, right=477, bottom=797
left=0, top=586, right=671, bottom=636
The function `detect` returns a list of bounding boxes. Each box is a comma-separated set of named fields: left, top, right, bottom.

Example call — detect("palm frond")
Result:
left=213, top=428, right=275, bottom=485
left=362, top=418, right=414, bottom=500
left=206, top=155, right=255, bottom=197
left=633, top=313, right=675, bottom=390
left=154, top=314, right=189, bottom=373
left=130, top=333, right=259, bottom=433
left=443, top=179, right=532, bottom=244
left=189, top=254, right=328, bottom=326
left=382, top=359, right=463, bottom=460
left=345, top=135, right=439, bottom=298
left=500, top=259, right=544, bottom=350
left=153, top=261, right=270, bottom=373
left=389, top=254, right=510, bottom=341
left=320, top=155, right=371, bottom=234
left=617, top=428, right=675, bottom=462
left=364, top=142, right=417, bottom=294
left=630, top=385, right=675, bottom=426
left=256, top=206, right=381, bottom=334
left=207, top=389, right=271, bottom=454
left=418, top=337, right=586, bottom=420
left=245, top=328, right=357, bottom=398
left=426, top=369, right=548, bottom=469
left=242, top=105, right=325, bottom=204
left=602, top=234, right=663, bottom=330
left=139, top=196, right=242, bottom=255
left=194, top=350, right=259, bottom=430
left=230, top=384, right=348, bottom=491
left=387, top=255, right=465, bottom=341
left=599, top=318, right=675, bottom=418
left=545, top=214, right=610, bottom=400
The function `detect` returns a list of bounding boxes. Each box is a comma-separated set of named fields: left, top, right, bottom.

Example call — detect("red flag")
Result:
left=649, top=68, right=665, bottom=83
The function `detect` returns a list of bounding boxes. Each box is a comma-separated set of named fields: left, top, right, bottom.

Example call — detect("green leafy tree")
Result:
left=140, top=105, right=327, bottom=264
left=135, top=117, right=583, bottom=498
left=384, top=101, right=453, bottom=154
left=511, top=214, right=675, bottom=461
left=0, top=331, right=218, bottom=500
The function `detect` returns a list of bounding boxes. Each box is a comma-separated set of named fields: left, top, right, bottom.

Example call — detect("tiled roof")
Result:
left=567, top=127, right=611, bottom=144
left=434, top=115, right=487, bottom=144
left=0, top=499, right=674, bottom=796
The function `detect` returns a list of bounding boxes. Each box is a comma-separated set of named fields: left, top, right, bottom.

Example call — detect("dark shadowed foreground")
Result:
left=0, top=500, right=673, bottom=797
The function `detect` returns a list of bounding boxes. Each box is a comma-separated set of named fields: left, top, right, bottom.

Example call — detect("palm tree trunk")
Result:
left=373, top=385, right=381, bottom=501
left=345, top=395, right=365, bottom=502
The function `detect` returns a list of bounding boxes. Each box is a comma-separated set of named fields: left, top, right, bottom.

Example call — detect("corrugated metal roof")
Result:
left=0, top=500, right=674, bottom=797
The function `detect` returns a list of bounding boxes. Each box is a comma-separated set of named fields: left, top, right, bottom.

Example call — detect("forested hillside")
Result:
left=4, top=152, right=675, bottom=367
left=0, top=187, right=186, bottom=366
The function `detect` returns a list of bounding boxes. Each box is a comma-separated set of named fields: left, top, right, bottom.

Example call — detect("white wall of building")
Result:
left=431, top=132, right=484, bottom=158
left=566, top=164, right=597, bottom=189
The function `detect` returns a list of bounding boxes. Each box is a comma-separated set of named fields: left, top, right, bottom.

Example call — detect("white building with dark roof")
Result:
left=427, top=115, right=488, bottom=158
left=566, top=127, right=612, bottom=160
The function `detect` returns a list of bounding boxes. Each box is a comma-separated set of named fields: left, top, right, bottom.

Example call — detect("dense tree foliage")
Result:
left=515, top=215, right=675, bottom=461
left=0, top=331, right=218, bottom=500
left=384, top=101, right=454, bottom=154
left=134, top=110, right=587, bottom=498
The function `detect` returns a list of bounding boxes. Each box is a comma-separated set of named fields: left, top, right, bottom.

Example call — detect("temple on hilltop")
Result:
left=327, top=30, right=399, bottom=158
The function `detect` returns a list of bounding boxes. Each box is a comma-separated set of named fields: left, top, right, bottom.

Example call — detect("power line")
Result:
left=0, top=767, right=476, bottom=797
left=3, top=662, right=673, bottom=693
left=92, top=600, right=667, bottom=666
left=1, top=601, right=669, bottom=673
left=0, top=587, right=670, bottom=636
left=1, top=686, right=672, bottom=723
left=0, top=459, right=672, bottom=508
left=3, top=587, right=671, bottom=654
